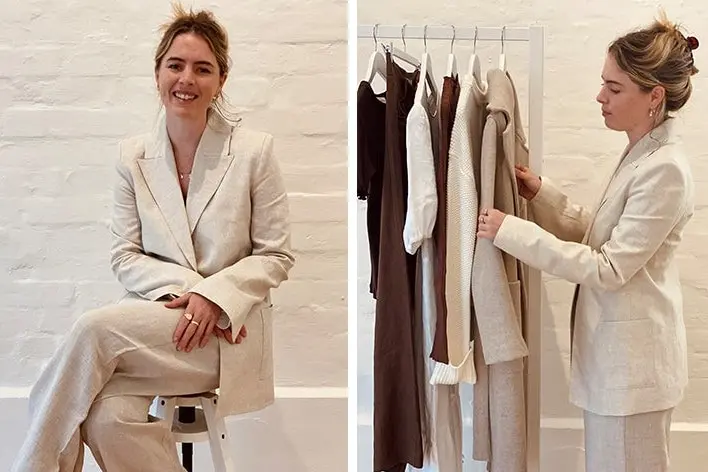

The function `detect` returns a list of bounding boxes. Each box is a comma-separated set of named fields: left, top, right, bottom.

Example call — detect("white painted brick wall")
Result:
left=0, top=0, right=346, bottom=470
left=358, top=1, right=708, bottom=470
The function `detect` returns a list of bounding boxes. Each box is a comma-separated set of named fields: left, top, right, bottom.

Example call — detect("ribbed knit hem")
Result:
left=429, top=343, right=476, bottom=385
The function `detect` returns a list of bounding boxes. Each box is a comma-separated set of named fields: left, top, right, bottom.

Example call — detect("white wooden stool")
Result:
left=152, top=391, right=236, bottom=472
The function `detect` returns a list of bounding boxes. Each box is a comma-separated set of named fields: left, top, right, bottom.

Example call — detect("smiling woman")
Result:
left=10, top=3, right=295, bottom=471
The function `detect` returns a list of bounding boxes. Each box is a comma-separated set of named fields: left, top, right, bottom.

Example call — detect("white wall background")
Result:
left=357, top=1, right=708, bottom=471
left=0, top=0, right=347, bottom=470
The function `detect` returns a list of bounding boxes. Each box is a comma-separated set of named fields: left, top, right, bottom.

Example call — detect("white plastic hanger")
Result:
left=498, top=26, right=507, bottom=71
left=364, top=24, right=386, bottom=83
left=446, top=25, right=458, bottom=78
left=415, top=25, right=438, bottom=103
left=468, top=26, right=482, bottom=81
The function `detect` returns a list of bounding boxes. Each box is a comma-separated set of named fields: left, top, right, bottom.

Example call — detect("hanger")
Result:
left=446, top=24, right=457, bottom=78
left=388, top=24, right=421, bottom=68
left=415, top=25, right=439, bottom=103
left=364, top=24, right=386, bottom=83
left=468, top=26, right=482, bottom=81
left=499, top=26, right=507, bottom=71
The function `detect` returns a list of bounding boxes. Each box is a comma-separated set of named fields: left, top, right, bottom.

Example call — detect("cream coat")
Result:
left=494, top=118, right=694, bottom=416
left=110, top=111, right=295, bottom=418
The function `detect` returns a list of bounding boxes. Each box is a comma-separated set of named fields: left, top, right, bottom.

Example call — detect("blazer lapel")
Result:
left=581, top=120, right=674, bottom=243
left=138, top=122, right=197, bottom=270
left=185, top=114, right=235, bottom=234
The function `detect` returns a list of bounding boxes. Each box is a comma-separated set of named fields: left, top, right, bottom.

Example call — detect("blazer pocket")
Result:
left=259, top=305, right=274, bottom=380
left=594, top=319, right=656, bottom=390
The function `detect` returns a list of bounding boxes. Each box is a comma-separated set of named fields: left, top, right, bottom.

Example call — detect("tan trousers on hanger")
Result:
left=11, top=300, right=221, bottom=472
left=584, top=408, right=673, bottom=472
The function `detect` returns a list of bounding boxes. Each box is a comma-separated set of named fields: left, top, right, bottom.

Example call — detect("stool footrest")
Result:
left=153, top=392, right=235, bottom=472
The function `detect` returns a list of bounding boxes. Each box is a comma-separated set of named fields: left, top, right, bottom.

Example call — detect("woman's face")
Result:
left=596, top=53, right=657, bottom=133
left=155, top=32, right=225, bottom=121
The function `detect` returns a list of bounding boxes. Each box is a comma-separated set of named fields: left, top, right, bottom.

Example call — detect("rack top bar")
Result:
left=357, top=25, right=537, bottom=42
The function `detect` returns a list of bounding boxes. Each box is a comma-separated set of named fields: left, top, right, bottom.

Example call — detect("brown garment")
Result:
left=431, top=75, right=460, bottom=364
left=373, top=53, right=423, bottom=472
left=357, top=81, right=387, bottom=297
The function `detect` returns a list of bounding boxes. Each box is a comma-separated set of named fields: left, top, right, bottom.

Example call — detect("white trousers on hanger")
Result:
left=417, top=241, right=463, bottom=472
left=11, top=301, right=220, bottom=472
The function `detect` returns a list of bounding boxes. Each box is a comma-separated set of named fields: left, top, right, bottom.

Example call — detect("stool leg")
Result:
left=178, top=406, right=196, bottom=472
left=201, top=396, right=236, bottom=472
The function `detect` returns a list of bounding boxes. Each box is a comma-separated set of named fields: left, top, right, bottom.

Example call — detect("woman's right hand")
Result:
left=515, top=164, right=542, bottom=200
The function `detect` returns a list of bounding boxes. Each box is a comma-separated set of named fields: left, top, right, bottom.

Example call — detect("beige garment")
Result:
left=471, top=69, right=529, bottom=472
left=584, top=408, right=673, bottom=472
left=11, top=300, right=257, bottom=471
left=494, top=118, right=693, bottom=416
left=110, top=110, right=294, bottom=418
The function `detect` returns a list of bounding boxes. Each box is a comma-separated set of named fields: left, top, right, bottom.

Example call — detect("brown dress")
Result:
left=431, top=75, right=461, bottom=364
left=372, top=53, right=423, bottom=472
left=357, top=80, right=387, bottom=298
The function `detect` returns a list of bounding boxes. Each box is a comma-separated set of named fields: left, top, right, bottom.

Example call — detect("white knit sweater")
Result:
left=430, top=74, right=487, bottom=385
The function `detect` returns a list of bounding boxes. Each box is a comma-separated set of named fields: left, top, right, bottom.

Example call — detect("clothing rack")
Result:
left=358, top=24, right=545, bottom=472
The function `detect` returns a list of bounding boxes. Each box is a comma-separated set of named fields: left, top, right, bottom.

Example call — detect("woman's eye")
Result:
left=168, top=63, right=180, bottom=70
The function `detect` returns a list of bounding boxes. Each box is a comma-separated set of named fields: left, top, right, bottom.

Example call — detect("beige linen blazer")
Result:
left=109, top=111, right=294, bottom=417
left=494, top=118, right=694, bottom=416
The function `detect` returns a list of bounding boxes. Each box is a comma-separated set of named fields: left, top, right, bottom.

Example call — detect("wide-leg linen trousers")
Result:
left=11, top=300, right=221, bottom=472
left=584, top=407, right=674, bottom=472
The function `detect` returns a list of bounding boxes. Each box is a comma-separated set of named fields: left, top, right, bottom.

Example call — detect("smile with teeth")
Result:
left=173, top=91, right=197, bottom=101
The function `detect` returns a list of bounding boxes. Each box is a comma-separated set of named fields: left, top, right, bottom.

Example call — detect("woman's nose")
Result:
left=179, top=70, right=195, bottom=85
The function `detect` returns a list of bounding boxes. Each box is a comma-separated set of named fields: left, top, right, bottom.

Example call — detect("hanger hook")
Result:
left=501, top=26, right=506, bottom=54
left=473, top=26, right=478, bottom=53
left=401, top=24, right=408, bottom=51
left=450, top=25, right=456, bottom=54
left=424, top=25, right=428, bottom=52
left=373, top=24, right=379, bottom=51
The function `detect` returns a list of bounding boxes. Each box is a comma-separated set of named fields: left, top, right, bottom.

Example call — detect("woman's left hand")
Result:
left=166, top=293, right=223, bottom=352
left=477, top=208, right=507, bottom=241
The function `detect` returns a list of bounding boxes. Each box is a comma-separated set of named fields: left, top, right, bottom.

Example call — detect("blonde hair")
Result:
left=608, top=9, right=698, bottom=121
left=154, top=3, right=238, bottom=123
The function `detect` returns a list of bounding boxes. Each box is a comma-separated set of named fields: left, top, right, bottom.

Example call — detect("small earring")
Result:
left=649, top=108, right=655, bottom=117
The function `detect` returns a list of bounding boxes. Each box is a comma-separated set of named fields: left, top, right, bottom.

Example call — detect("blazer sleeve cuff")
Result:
left=144, top=285, right=187, bottom=302
left=188, top=282, right=253, bottom=333
left=216, top=312, right=231, bottom=330
left=529, top=176, right=565, bottom=211
left=493, top=214, right=534, bottom=263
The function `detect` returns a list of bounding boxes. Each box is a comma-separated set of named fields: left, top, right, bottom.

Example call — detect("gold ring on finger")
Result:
left=190, top=320, right=200, bottom=326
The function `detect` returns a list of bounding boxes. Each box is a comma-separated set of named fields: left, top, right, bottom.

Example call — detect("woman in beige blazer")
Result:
left=478, top=13, right=697, bottom=472
left=12, top=6, right=294, bottom=472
